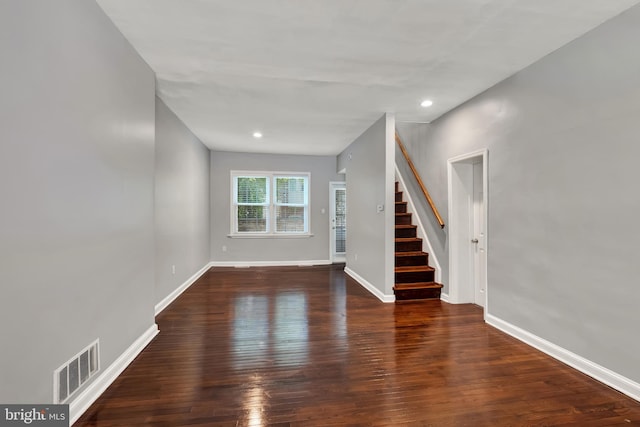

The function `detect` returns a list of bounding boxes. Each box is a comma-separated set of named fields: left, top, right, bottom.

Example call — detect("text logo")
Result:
left=0, top=405, right=68, bottom=427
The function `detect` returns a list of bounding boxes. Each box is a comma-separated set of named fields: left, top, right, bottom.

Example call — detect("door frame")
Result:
left=472, top=161, right=486, bottom=307
left=447, top=149, right=488, bottom=312
left=329, top=181, right=346, bottom=263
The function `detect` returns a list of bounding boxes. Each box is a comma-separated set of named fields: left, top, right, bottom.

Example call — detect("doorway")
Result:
left=447, top=150, right=488, bottom=310
left=330, top=182, right=346, bottom=263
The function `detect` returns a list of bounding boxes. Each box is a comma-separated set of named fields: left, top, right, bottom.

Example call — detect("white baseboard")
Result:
left=155, top=262, right=213, bottom=315
left=70, top=324, right=159, bottom=425
left=486, top=314, right=640, bottom=402
left=440, top=292, right=450, bottom=303
left=210, top=259, right=331, bottom=268
left=344, top=267, right=395, bottom=303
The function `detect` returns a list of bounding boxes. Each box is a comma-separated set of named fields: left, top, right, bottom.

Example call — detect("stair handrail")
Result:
left=395, top=132, right=445, bottom=229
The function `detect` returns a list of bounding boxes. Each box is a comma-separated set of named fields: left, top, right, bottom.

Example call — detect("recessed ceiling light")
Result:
left=420, top=99, right=433, bottom=107
left=252, top=131, right=263, bottom=139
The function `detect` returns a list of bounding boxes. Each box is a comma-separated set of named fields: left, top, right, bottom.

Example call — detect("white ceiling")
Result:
left=96, top=0, right=639, bottom=156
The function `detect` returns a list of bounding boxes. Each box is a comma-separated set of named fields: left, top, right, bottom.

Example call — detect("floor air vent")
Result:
left=53, top=340, right=100, bottom=403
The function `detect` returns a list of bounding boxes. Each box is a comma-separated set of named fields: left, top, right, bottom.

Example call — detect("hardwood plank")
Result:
left=75, top=265, right=640, bottom=426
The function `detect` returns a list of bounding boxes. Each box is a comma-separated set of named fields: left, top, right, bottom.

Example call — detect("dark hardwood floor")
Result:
left=75, top=264, right=640, bottom=426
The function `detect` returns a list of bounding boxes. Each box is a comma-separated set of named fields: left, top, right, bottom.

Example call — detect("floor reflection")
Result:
left=232, top=291, right=309, bottom=369
left=232, top=295, right=269, bottom=369
left=274, top=292, right=308, bottom=366
left=244, top=381, right=264, bottom=427
left=329, top=267, right=347, bottom=342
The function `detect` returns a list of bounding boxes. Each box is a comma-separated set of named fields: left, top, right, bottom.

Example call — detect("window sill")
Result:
left=227, top=233, right=314, bottom=239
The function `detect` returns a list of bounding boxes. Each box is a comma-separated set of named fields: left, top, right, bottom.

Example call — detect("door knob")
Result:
left=471, top=238, right=479, bottom=244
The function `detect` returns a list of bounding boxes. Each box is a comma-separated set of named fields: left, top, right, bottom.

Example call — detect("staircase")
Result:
left=394, top=182, right=443, bottom=300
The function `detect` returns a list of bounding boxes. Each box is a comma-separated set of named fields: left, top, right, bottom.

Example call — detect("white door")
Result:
left=330, top=182, right=346, bottom=262
left=448, top=150, right=488, bottom=310
left=472, top=162, right=486, bottom=307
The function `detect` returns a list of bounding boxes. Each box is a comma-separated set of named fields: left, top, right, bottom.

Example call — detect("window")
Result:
left=232, top=171, right=310, bottom=236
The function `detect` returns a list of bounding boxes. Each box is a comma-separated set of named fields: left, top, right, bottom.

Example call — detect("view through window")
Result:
left=232, top=172, right=310, bottom=235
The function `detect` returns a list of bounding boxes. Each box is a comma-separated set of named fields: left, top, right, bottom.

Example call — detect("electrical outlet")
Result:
left=171, top=265, right=175, bottom=275
left=222, top=245, right=227, bottom=252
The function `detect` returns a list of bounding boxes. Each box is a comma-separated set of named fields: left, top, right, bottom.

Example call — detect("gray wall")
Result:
left=210, top=151, right=342, bottom=263
left=338, top=114, right=396, bottom=297
left=402, top=6, right=640, bottom=383
left=155, top=97, right=210, bottom=306
left=0, top=1, right=156, bottom=403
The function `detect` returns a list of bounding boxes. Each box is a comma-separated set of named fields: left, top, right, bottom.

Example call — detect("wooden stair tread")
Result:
left=394, top=282, right=443, bottom=290
left=395, top=212, right=413, bottom=225
left=394, top=181, right=441, bottom=301
left=395, top=265, right=434, bottom=273
left=395, top=251, right=427, bottom=257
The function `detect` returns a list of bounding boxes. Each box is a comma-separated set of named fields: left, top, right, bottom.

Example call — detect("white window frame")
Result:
left=230, top=171, right=311, bottom=238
